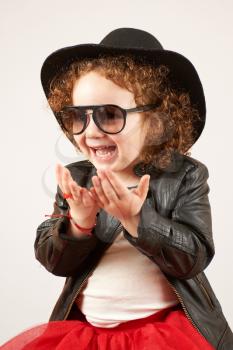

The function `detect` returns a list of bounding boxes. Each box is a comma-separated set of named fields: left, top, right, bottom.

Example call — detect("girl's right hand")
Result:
left=55, top=163, right=100, bottom=223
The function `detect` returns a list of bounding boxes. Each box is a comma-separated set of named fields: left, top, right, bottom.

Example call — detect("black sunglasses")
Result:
left=55, top=103, right=160, bottom=135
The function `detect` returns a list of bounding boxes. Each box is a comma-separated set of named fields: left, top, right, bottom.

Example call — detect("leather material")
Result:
left=35, top=152, right=233, bottom=349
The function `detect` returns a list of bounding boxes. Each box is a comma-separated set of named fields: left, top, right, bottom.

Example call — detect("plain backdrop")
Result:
left=0, top=0, right=233, bottom=344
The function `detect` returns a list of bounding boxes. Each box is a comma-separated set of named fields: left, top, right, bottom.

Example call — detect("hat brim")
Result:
left=41, top=43, right=206, bottom=144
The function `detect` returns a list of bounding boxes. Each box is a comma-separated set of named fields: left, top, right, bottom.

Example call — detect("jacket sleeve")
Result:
left=34, top=185, right=99, bottom=277
left=123, top=162, right=215, bottom=280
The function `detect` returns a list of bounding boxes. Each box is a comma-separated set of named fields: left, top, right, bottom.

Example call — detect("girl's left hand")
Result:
left=89, top=169, right=150, bottom=222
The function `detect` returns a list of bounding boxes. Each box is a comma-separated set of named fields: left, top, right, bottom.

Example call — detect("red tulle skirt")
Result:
left=1, top=304, right=214, bottom=350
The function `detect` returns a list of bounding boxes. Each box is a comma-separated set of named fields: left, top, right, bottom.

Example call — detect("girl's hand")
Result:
left=90, top=169, right=150, bottom=222
left=55, top=164, right=100, bottom=223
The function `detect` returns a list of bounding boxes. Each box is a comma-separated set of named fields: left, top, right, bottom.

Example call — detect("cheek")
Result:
left=73, top=136, right=84, bottom=151
left=125, top=119, right=142, bottom=138
left=115, top=126, right=143, bottom=150
left=74, top=135, right=82, bottom=145
left=112, top=135, right=124, bottom=150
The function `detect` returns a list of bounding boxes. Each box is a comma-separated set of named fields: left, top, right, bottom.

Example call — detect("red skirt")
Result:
left=1, top=304, right=214, bottom=350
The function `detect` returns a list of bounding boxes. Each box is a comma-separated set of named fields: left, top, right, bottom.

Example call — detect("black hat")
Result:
left=41, top=27, right=206, bottom=145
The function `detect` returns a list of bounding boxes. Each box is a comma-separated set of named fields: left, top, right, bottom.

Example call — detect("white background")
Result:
left=0, top=0, right=233, bottom=344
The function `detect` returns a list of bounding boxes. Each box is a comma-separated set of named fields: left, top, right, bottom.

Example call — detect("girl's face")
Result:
left=72, top=71, right=148, bottom=185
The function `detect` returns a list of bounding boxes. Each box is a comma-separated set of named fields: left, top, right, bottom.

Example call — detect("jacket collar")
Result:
left=132, top=151, right=185, bottom=177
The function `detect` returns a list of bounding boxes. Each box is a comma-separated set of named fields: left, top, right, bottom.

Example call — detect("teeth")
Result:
left=95, top=146, right=117, bottom=159
left=93, top=146, right=115, bottom=149
left=96, top=148, right=115, bottom=156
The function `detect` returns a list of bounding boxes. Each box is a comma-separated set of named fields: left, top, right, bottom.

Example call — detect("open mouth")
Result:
left=90, top=145, right=118, bottom=162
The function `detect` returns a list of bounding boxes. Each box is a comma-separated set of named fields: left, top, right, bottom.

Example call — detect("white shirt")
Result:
left=76, top=230, right=180, bottom=328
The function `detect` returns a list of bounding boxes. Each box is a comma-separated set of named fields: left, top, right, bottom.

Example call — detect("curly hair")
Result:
left=47, top=54, right=201, bottom=170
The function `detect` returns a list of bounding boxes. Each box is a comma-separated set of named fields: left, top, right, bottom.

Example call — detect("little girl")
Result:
left=2, top=27, right=233, bottom=349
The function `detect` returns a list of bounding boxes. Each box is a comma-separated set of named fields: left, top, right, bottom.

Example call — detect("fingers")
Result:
left=56, top=163, right=98, bottom=207
left=92, top=169, right=134, bottom=206
left=90, top=187, right=104, bottom=207
left=92, top=175, right=110, bottom=206
left=82, top=188, right=93, bottom=207
left=55, top=164, right=63, bottom=191
left=69, top=180, right=82, bottom=202
left=56, top=163, right=79, bottom=201
left=56, top=163, right=69, bottom=193
left=100, top=169, right=128, bottom=199
left=62, top=170, right=72, bottom=196
left=137, top=175, right=150, bottom=199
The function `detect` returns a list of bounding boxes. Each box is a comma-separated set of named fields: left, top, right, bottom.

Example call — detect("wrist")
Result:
left=121, top=214, right=140, bottom=238
left=68, top=210, right=97, bottom=235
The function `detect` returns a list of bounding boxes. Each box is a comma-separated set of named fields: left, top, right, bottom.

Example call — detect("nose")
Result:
left=84, top=110, right=103, bottom=135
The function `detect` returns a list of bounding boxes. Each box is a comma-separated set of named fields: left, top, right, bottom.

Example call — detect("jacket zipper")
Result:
left=194, top=275, right=215, bottom=309
left=166, top=278, right=209, bottom=342
left=63, top=222, right=123, bottom=320
left=64, top=262, right=99, bottom=320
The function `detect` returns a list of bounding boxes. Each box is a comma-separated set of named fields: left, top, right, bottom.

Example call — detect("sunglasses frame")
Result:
left=55, top=103, right=160, bottom=135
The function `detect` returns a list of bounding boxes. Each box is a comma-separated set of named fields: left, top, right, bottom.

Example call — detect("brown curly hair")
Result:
left=47, top=54, right=201, bottom=170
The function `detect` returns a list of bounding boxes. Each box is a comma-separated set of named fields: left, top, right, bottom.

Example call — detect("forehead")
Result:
left=72, top=71, right=136, bottom=107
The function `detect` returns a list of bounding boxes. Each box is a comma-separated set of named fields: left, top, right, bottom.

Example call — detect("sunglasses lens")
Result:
left=60, top=108, right=85, bottom=134
left=96, top=105, right=124, bottom=133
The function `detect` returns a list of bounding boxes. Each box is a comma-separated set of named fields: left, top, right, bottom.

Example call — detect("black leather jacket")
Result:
left=35, top=152, right=233, bottom=349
